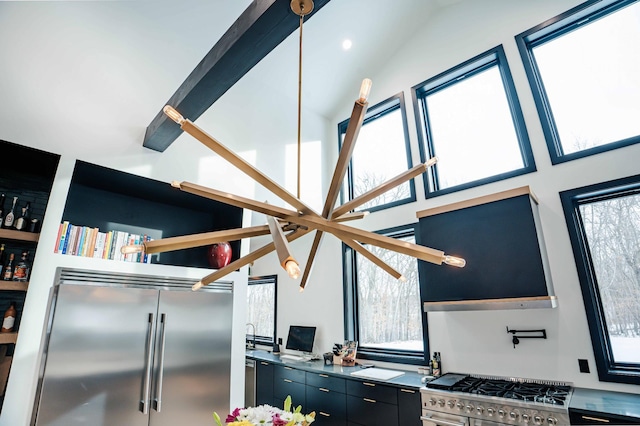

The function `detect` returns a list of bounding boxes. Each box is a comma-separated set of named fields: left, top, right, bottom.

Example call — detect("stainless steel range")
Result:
left=420, top=373, right=572, bottom=426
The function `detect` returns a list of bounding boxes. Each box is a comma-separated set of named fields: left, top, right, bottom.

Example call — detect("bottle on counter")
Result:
left=13, top=251, right=30, bottom=282
left=432, top=352, right=441, bottom=377
left=2, top=253, right=15, bottom=281
left=0, top=244, right=5, bottom=267
left=14, top=201, right=31, bottom=231
left=1, top=302, right=17, bottom=333
left=436, top=352, right=442, bottom=375
left=2, top=196, right=18, bottom=229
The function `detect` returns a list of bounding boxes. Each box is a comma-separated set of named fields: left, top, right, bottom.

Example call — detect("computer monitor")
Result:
left=285, top=325, right=316, bottom=354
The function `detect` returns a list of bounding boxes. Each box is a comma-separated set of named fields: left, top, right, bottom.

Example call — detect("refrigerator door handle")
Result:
left=141, top=312, right=155, bottom=414
left=154, top=313, right=168, bottom=412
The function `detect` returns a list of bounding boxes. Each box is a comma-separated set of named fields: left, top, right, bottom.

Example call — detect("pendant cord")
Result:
left=297, top=11, right=303, bottom=200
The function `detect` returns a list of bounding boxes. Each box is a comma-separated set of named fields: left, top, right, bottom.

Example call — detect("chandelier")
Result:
left=123, top=0, right=465, bottom=291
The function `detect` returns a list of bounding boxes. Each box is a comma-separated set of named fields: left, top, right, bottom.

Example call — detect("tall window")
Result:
left=561, top=175, right=640, bottom=384
left=246, top=275, right=277, bottom=346
left=339, top=93, right=415, bottom=212
left=517, top=0, right=640, bottom=164
left=343, top=226, right=426, bottom=364
left=412, top=46, right=535, bottom=197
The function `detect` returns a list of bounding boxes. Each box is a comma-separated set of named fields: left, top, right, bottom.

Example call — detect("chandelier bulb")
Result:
left=443, top=255, right=466, bottom=268
left=399, top=275, right=407, bottom=282
left=426, top=156, right=439, bottom=167
left=285, top=259, right=301, bottom=279
left=358, top=78, right=372, bottom=104
left=192, top=281, right=204, bottom=291
left=163, top=105, right=185, bottom=125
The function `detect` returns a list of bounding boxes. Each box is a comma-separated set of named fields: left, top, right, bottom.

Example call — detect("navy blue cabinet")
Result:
left=255, top=360, right=274, bottom=406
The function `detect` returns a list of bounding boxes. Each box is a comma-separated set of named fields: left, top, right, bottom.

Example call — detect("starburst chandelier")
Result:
left=122, top=0, right=465, bottom=291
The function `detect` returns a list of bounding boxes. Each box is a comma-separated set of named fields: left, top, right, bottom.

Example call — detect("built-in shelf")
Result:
left=0, top=229, right=39, bottom=243
left=0, top=282, right=28, bottom=292
left=0, top=333, right=17, bottom=345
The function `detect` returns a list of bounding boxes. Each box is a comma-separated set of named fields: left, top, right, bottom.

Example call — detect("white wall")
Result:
left=264, top=0, right=640, bottom=396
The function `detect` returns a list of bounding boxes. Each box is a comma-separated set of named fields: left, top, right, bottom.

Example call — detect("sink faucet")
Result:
left=246, top=323, right=256, bottom=349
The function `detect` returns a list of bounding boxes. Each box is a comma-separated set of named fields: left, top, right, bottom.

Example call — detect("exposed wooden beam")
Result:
left=143, top=0, right=332, bottom=152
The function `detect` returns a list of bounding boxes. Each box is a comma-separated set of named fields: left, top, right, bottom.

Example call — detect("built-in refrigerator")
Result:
left=32, top=269, right=233, bottom=426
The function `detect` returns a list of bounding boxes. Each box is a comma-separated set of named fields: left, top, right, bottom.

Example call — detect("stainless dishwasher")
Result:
left=245, top=359, right=256, bottom=407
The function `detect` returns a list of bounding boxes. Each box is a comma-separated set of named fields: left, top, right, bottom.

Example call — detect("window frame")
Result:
left=342, top=224, right=428, bottom=365
left=246, top=274, right=277, bottom=347
left=560, top=174, right=640, bottom=385
left=516, top=0, right=640, bottom=164
left=338, top=92, right=416, bottom=213
left=411, top=45, right=536, bottom=198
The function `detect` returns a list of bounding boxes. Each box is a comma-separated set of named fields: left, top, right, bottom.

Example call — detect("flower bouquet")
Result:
left=214, top=395, right=315, bottom=426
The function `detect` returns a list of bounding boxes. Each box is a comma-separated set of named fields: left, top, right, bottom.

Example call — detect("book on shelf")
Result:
left=54, top=222, right=152, bottom=263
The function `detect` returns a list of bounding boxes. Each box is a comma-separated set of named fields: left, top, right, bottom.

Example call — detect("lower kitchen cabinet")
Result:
left=397, top=387, right=421, bottom=426
left=274, top=365, right=306, bottom=408
left=256, top=361, right=274, bottom=406
left=306, top=371, right=347, bottom=425
left=570, top=408, right=640, bottom=425
left=346, top=379, right=399, bottom=426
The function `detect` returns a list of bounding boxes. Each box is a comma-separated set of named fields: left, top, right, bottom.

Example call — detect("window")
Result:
left=561, top=174, right=640, bottom=384
left=339, top=93, right=415, bottom=212
left=246, top=275, right=277, bottom=346
left=343, top=225, right=427, bottom=364
left=412, top=46, right=535, bottom=198
left=516, top=0, right=640, bottom=164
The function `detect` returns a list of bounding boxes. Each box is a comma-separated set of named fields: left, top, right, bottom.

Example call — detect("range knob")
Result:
left=522, top=413, right=531, bottom=423
left=498, top=409, right=506, bottom=419
left=510, top=412, right=519, bottom=421
left=476, top=406, right=485, bottom=415
left=547, top=417, right=558, bottom=425
left=456, top=402, right=464, bottom=410
left=465, top=404, right=474, bottom=414
left=429, top=398, right=437, bottom=406
left=447, top=400, right=455, bottom=408
left=487, top=408, right=495, bottom=416
left=437, top=399, right=445, bottom=407
left=534, top=415, right=543, bottom=425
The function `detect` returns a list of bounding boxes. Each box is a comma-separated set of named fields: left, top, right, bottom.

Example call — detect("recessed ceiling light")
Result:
left=342, top=39, right=352, bottom=50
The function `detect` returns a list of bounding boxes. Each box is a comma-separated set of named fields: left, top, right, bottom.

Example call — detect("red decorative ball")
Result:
left=207, top=242, right=232, bottom=269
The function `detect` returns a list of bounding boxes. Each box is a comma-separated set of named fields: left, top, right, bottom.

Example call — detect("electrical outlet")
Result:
left=578, top=359, right=590, bottom=373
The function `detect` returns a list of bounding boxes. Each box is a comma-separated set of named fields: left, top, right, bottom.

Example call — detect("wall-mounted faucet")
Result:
left=246, top=323, right=256, bottom=349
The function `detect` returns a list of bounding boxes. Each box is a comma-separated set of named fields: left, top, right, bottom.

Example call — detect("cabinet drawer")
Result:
left=346, top=394, right=398, bottom=426
left=274, top=364, right=306, bottom=384
left=306, top=372, right=346, bottom=393
left=569, top=409, right=640, bottom=425
left=306, top=385, right=347, bottom=420
left=273, top=377, right=306, bottom=407
left=397, top=387, right=421, bottom=426
left=346, top=379, right=397, bottom=405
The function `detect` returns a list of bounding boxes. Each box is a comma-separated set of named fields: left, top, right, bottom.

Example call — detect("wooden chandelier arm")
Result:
left=331, top=159, right=436, bottom=219
left=177, top=117, right=318, bottom=216
left=333, top=232, right=405, bottom=281
left=193, top=228, right=312, bottom=290
left=298, top=230, right=324, bottom=291
left=142, top=225, right=272, bottom=254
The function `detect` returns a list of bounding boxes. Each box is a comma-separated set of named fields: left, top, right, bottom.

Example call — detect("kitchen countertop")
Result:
left=246, top=349, right=425, bottom=389
left=570, top=387, right=640, bottom=420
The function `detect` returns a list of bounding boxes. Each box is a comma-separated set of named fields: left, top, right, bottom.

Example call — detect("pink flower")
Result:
left=226, top=407, right=241, bottom=423
left=272, top=414, right=288, bottom=426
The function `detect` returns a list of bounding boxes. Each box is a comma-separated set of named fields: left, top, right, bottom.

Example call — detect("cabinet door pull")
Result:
left=363, top=398, right=376, bottom=403
left=319, top=374, right=329, bottom=378
left=581, top=416, right=610, bottom=423
left=260, top=362, right=269, bottom=365
left=319, top=412, right=330, bottom=417
left=363, top=382, right=376, bottom=387
left=284, top=366, right=293, bottom=370
left=319, top=388, right=330, bottom=393
left=400, top=388, right=415, bottom=394
left=283, top=379, right=293, bottom=383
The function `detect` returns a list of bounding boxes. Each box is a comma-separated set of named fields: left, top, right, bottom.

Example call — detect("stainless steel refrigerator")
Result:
left=32, top=269, right=233, bottom=426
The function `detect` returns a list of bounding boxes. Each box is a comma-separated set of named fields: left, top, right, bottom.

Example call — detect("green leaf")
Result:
left=213, top=412, right=222, bottom=426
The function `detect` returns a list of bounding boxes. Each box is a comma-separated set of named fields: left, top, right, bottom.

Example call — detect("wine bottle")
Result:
left=13, top=251, right=30, bottom=282
left=0, top=244, right=5, bottom=267
left=1, top=302, right=17, bottom=333
left=0, top=194, right=5, bottom=225
left=2, top=253, right=14, bottom=281
left=3, top=197, right=18, bottom=229
left=14, top=202, right=31, bottom=231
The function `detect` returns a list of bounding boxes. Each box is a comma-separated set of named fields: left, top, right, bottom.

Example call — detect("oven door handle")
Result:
left=420, top=413, right=467, bottom=426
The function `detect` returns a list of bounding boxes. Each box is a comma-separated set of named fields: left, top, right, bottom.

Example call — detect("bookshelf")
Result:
left=61, top=161, right=244, bottom=269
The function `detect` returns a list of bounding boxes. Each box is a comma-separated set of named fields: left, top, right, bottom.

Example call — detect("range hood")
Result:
left=416, top=186, right=557, bottom=312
